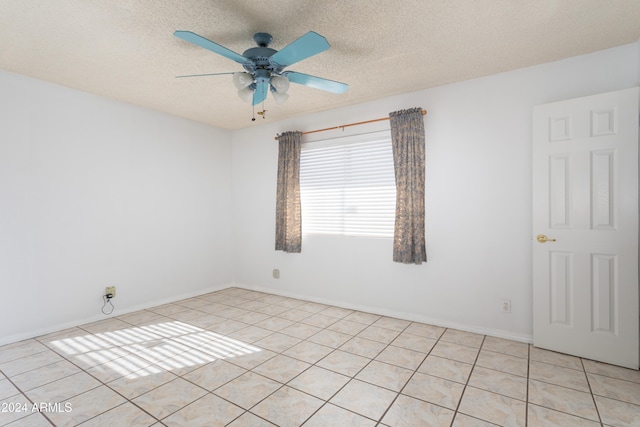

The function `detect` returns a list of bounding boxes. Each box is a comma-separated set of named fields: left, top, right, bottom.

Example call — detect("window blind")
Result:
left=300, top=130, right=396, bottom=238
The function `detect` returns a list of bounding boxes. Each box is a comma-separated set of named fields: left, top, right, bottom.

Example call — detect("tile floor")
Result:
left=1, top=287, right=639, bottom=426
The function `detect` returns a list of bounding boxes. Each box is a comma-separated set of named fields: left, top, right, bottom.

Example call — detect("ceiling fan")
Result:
left=174, top=30, right=349, bottom=106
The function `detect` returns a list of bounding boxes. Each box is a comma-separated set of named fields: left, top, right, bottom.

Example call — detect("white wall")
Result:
left=0, top=71, right=234, bottom=344
left=231, top=43, right=639, bottom=341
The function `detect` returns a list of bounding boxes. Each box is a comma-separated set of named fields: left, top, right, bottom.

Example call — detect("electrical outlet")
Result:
left=501, top=299, right=511, bottom=313
left=105, top=286, right=116, bottom=298
left=272, top=269, right=280, bottom=279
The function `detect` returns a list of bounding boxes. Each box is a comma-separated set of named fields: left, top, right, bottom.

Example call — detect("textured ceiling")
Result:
left=1, top=0, right=639, bottom=130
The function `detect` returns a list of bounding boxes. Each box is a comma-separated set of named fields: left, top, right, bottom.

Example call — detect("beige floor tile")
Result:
left=25, top=371, right=101, bottom=404
left=475, top=349, right=528, bottom=377
left=317, top=350, right=370, bottom=377
left=183, top=359, right=246, bottom=391
left=356, top=326, right=401, bottom=344
left=319, top=306, right=354, bottom=319
left=276, top=308, right=313, bottom=322
left=339, top=336, right=387, bottom=359
left=3, top=413, right=53, bottom=427
left=529, top=346, right=582, bottom=370
left=418, top=355, right=473, bottom=384
left=594, top=395, right=640, bottom=427
left=390, top=332, right=436, bottom=353
left=225, top=348, right=276, bottom=370
left=6, top=289, right=640, bottom=427
left=217, top=307, right=252, bottom=320
left=227, top=411, right=276, bottom=426
left=80, top=402, right=157, bottom=427
left=303, top=403, right=376, bottom=427
left=300, top=313, right=337, bottom=328
left=86, top=352, right=154, bottom=383
left=254, top=317, right=295, bottom=332
left=107, top=365, right=178, bottom=399
left=382, top=394, right=455, bottom=427
left=330, top=379, right=397, bottom=421
left=527, top=403, right=601, bottom=427
left=282, top=341, right=333, bottom=364
left=9, top=359, right=80, bottom=392
left=256, top=304, right=289, bottom=316
left=482, top=336, right=529, bottom=359
left=132, top=377, right=207, bottom=419
left=327, top=319, right=368, bottom=335
left=297, top=301, right=330, bottom=314
left=307, top=330, right=351, bottom=348
left=529, top=360, right=590, bottom=392
left=279, top=323, right=322, bottom=340
left=468, top=366, right=527, bottom=401
left=458, top=387, right=526, bottom=426
left=252, top=354, right=310, bottom=383
left=276, top=297, right=307, bottom=309
left=47, top=385, right=126, bottom=427
left=174, top=297, right=211, bottom=309
left=0, top=349, right=64, bottom=377
left=441, top=329, right=485, bottom=348
left=208, top=319, right=250, bottom=335
left=124, top=338, right=192, bottom=365
left=174, top=330, right=254, bottom=359
left=356, top=360, right=413, bottom=392
left=228, top=326, right=274, bottom=343
left=163, top=393, right=244, bottom=427
left=287, top=366, right=350, bottom=400
left=0, top=378, right=20, bottom=400
left=343, top=311, right=382, bottom=325
left=36, top=327, right=91, bottom=348
left=430, top=341, right=479, bottom=364
left=528, top=379, right=599, bottom=421
left=213, top=372, right=281, bottom=409
left=371, top=317, right=411, bottom=332
left=587, top=372, right=640, bottom=405
left=451, top=413, right=499, bottom=426
left=154, top=347, right=217, bottom=375
left=375, top=345, right=426, bottom=370
left=0, top=340, right=49, bottom=364
left=583, top=359, right=640, bottom=383
left=146, top=303, right=190, bottom=317
left=402, top=372, right=465, bottom=410
left=80, top=318, right=133, bottom=334
left=253, top=332, right=301, bottom=353
left=404, top=322, right=446, bottom=339
left=0, top=393, right=32, bottom=426
left=251, top=386, right=324, bottom=427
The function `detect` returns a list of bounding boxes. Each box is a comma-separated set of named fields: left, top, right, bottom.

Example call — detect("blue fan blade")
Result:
left=253, top=80, right=269, bottom=105
left=270, top=32, right=329, bottom=68
left=174, top=31, right=249, bottom=65
left=284, top=72, right=348, bottom=94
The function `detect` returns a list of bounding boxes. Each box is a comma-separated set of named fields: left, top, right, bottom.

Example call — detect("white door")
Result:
left=532, top=87, right=639, bottom=369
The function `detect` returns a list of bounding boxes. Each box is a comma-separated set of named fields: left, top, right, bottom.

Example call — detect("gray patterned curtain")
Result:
left=275, top=131, right=302, bottom=253
left=390, top=108, right=426, bottom=264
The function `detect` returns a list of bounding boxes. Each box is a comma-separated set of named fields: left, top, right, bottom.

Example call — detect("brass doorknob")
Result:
left=537, top=234, right=556, bottom=243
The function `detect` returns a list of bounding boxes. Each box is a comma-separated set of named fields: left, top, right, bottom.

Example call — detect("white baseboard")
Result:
left=2, top=281, right=533, bottom=347
left=0, top=283, right=234, bottom=347
left=232, top=282, right=533, bottom=344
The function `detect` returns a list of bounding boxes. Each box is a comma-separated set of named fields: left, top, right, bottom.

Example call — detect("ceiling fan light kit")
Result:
left=174, top=30, right=348, bottom=112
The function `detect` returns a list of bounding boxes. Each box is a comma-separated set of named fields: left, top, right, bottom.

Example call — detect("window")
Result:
left=299, top=130, right=396, bottom=237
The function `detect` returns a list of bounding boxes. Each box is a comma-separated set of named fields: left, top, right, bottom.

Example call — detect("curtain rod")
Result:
left=274, top=109, right=427, bottom=140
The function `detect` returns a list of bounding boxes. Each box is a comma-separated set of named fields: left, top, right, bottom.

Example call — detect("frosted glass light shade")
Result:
left=237, top=86, right=254, bottom=103
left=233, top=72, right=253, bottom=90
left=272, top=91, right=289, bottom=105
left=270, top=75, right=290, bottom=93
